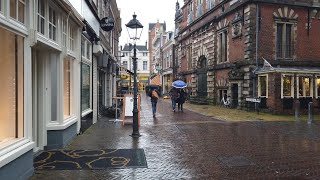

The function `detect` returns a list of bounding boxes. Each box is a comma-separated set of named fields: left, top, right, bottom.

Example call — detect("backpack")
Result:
left=152, top=90, right=159, bottom=99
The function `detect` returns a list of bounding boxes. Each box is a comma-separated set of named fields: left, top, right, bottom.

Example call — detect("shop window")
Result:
left=281, top=74, right=294, bottom=98
left=81, top=63, right=91, bottom=111
left=258, top=75, right=268, bottom=97
left=276, top=23, right=293, bottom=60
left=218, top=30, right=228, bottom=63
left=317, top=78, right=320, bottom=98
left=0, top=27, right=24, bottom=146
left=297, top=76, right=313, bottom=98
left=64, top=58, right=72, bottom=118
left=10, top=0, right=25, bottom=23
left=62, top=18, right=67, bottom=47
left=81, top=36, right=92, bottom=114
left=49, top=6, right=56, bottom=41
left=37, top=0, right=45, bottom=34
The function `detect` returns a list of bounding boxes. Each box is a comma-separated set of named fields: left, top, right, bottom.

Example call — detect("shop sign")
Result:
left=100, top=17, right=114, bottom=31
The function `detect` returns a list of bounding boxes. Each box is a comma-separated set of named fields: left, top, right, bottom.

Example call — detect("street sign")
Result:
left=245, top=97, right=261, bottom=103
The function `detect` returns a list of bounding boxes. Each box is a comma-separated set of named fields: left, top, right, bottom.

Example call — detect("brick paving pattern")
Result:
left=31, top=94, right=320, bottom=179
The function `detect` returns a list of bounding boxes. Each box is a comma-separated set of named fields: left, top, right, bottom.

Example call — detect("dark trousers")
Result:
left=178, top=103, right=183, bottom=111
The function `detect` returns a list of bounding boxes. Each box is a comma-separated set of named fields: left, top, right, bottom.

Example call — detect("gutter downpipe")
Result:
left=251, top=3, right=260, bottom=111
left=252, top=3, right=260, bottom=99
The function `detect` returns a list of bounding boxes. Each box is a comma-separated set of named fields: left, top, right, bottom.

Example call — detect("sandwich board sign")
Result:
left=122, top=94, right=140, bottom=126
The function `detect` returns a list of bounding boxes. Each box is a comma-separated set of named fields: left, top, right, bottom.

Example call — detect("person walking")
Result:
left=169, top=87, right=179, bottom=112
left=177, top=89, right=186, bottom=112
left=148, top=88, right=160, bottom=117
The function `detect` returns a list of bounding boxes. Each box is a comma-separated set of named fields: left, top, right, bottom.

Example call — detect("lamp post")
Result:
left=126, top=13, right=143, bottom=138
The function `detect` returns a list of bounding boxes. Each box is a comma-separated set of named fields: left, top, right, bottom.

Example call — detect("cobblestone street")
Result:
left=31, top=95, right=320, bottom=179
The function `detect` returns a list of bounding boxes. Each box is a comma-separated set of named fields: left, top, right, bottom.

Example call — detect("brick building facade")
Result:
left=174, top=0, right=320, bottom=114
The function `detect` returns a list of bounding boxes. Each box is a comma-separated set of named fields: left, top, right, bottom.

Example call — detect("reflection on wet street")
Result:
left=32, top=94, right=320, bottom=179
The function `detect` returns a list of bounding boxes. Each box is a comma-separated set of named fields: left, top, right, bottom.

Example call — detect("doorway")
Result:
left=197, top=56, right=207, bottom=97
left=231, top=83, right=239, bottom=107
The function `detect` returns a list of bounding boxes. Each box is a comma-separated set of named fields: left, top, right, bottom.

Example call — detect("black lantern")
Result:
left=125, top=13, right=143, bottom=138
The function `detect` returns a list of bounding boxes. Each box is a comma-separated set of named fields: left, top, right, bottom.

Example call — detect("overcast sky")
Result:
left=116, top=0, right=183, bottom=47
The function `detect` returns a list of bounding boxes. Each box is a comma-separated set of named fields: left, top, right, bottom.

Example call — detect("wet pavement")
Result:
left=31, top=94, right=320, bottom=179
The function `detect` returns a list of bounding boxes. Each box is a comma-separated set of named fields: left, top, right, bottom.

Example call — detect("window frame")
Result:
left=281, top=74, right=294, bottom=98
left=316, top=76, right=320, bottom=99
left=143, top=61, right=147, bottom=71
left=9, top=0, right=26, bottom=24
left=62, top=18, right=67, bottom=47
left=218, top=29, right=228, bottom=63
left=68, top=25, right=75, bottom=52
left=276, top=22, right=294, bottom=60
left=48, top=5, right=57, bottom=41
left=0, top=28, right=24, bottom=148
left=296, top=75, right=313, bottom=98
left=63, top=57, right=74, bottom=119
left=81, top=37, right=92, bottom=115
left=258, top=74, right=268, bottom=98
left=37, top=0, right=45, bottom=35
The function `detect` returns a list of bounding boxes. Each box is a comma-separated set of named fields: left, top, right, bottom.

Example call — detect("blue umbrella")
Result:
left=172, top=80, right=187, bottom=88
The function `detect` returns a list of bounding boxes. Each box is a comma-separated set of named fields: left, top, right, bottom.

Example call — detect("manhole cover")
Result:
left=217, top=156, right=255, bottom=167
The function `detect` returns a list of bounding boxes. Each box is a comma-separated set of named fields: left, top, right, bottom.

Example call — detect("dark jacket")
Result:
left=177, top=90, right=186, bottom=104
left=149, top=89, right=160, bottom=102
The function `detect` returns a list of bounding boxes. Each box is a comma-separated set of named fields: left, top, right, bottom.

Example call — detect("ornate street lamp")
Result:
left=126, top=13, right=143, bottom=138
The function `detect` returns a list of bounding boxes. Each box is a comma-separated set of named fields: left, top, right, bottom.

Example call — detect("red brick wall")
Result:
left=259, top=4, right=320, bottom=61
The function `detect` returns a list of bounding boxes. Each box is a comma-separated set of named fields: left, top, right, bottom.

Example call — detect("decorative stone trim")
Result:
left=273, top=7, right=298, bottom=20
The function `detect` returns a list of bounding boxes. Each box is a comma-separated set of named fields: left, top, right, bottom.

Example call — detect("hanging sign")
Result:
left=100, top=17, right=115, bottom=31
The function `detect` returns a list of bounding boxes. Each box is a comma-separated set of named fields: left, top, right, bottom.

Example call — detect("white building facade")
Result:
left=0, top=0, right=121, bottom=179
left=0, top=0, right=83, bottom=179
left=120, top=43, right=149, bottom=92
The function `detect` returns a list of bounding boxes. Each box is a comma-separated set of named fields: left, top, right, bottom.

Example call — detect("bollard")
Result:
left=308, top=102, right=314, bottom=124
left=294, top=100, right=300, bottom=121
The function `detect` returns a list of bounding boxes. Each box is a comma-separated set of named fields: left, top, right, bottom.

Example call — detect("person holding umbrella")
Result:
left=170, top=80, right=187, bottom=112
left=147, top=85, right=160, bottom=117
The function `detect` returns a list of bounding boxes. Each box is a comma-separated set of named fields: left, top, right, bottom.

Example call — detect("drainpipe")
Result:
left=252, top=3, right=260, bottom=98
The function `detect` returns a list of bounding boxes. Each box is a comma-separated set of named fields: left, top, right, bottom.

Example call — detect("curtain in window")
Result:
left=0, top=27, right=24, bottom=143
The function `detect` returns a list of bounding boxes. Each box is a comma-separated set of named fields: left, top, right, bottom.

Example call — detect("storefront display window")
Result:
left=317, top=78, right=320, bottom=98
left=81, top=37, right=92, bottom=113
left=282, top=75, right=293, bottom=98
left=298, top=76, right=312, bottom=97
left=258, top=75, right=268, bottom=97
left=64, top=58, right=72, bottom=118
left=81, top=63, right=90, bottom=111
left=0, top=27, right=24, bottom=146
